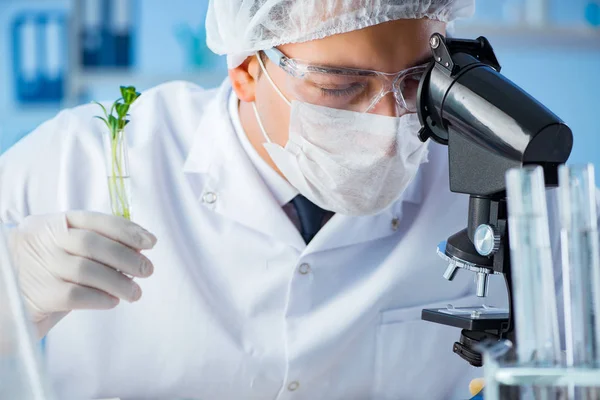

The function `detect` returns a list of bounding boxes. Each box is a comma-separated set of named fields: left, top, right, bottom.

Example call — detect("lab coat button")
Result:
left=391, top=217, right=400, bottom=231
left=287, top=381, right=300, bottom=391
left=298, top=263, right=311, bottom=275
left=202, top=192, right=217, bottom=204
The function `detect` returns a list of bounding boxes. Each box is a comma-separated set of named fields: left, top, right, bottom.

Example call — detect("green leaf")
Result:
left=110, top=98, right=123, bottom=116
left=92, top=86, right=138, bottom=137
left=118, top=119, right=130, bottom=130
left=120, top=85, right=134, bottom=95
left=121, top=86, right=137, bottom=104
left=94, top=115, right=110, bottom=129
left=108, top=115, right=119, bottom=132
left=92, top=101, right=109, bottom=119
left=115, top=103, right=129, bottom=118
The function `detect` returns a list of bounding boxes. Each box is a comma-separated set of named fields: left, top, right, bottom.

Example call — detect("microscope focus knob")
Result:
left=474, top=224, right=501, bottom=257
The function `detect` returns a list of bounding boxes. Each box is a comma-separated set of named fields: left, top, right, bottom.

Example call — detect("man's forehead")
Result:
left=279, top=19, right=443, bottom=72
left=280, top=44, right=434, bottom=73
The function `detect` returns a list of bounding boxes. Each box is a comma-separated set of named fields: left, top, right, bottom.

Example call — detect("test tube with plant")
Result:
left=94, top=86, right=140, bottom=220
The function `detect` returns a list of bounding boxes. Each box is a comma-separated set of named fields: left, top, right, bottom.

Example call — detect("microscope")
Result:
left=418, top=33, right=573, bottom=367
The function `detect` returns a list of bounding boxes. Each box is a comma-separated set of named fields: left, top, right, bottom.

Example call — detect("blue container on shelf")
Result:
left=80, top=0, right=136, bottom=68
left=548, top=0, right=600, bottom=26
left=585, top=1, right=600, bottom=26
left=175, top=23, right=222, bottom=70
left=11, top=11, right=67, bottom=104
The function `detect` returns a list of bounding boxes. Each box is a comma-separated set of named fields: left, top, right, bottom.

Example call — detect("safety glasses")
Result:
left=261, top=47, right=428, bottom=116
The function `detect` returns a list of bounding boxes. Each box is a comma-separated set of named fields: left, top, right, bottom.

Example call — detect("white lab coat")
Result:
left=0, top=79, right=591, bottom=400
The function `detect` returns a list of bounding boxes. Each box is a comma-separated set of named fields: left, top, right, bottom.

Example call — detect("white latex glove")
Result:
left=8, top=211, right=157, bottom=338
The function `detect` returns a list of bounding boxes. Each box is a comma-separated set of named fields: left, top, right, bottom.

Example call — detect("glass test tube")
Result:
left=0, top=227, right=52, bottom=400
left=506, top=166, right=561, bottom=365
left=559, top=164, right=600, bottom=368
left=102, top=130, right=132, bottom=220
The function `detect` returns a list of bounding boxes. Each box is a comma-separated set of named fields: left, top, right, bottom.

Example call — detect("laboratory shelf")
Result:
left=454, top=25, right=600, bottom=48
left=3, top=0, right=598, bottom=154
left=69, top=69, right=227, bottom=92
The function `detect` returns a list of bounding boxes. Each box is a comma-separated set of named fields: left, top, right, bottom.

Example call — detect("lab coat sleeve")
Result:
left=0, top=106, right=107, bottom=225
left=0, top=110, right=72, bottom=224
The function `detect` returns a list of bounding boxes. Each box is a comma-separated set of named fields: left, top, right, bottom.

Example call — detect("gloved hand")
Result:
left=469, top=378, right=485, bottom=398
left=8, top=211, right=157, bottom=338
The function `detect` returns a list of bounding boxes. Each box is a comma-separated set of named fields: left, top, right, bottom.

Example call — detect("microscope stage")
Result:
left=421, top=307, right=509, bottom=331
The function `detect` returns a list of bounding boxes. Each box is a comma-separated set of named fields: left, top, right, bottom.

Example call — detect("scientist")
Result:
left=0, top=1, right=583, bottom=399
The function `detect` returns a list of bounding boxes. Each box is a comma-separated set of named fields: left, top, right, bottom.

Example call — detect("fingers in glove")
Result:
left=59, top=229, right=154, bottom=278
left=59, top=255, right=142, bottom=302
left=66, top=211, right=157, bottom=250
left=55, top=281, right=120, bottom=311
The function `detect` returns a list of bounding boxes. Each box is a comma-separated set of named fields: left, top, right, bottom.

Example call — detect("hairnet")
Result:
left=206, top=0, right=475, bottom=69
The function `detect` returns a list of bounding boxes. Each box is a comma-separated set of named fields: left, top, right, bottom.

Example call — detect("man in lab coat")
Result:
left=0, top=1, right=589, bottom=399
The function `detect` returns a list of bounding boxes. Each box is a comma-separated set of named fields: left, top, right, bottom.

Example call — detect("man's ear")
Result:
left=229, top=55, right=261, bottom=103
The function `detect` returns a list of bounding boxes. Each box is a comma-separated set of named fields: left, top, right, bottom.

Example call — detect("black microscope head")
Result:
left=417, top=33, right=573, bottom=198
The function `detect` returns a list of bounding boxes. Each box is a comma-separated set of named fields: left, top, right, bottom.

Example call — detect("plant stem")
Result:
left=115, top=131, right=130, bottom=219
left=110, top=128, right=130, bottom=219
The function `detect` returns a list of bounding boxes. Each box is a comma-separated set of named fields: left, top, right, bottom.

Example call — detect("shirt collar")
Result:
left=227, top=90, right=298, bottom=206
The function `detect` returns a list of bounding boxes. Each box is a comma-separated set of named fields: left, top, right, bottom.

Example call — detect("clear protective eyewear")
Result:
left=261, top=47, right=429, bottom=116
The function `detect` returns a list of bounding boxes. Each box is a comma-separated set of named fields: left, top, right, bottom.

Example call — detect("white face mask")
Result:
left=252, top=61, right=429, bottom=216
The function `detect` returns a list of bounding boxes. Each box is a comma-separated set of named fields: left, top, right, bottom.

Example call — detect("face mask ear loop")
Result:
left=255, top=51, right=291, bottom=107
left=251, top=102, right=273, bottom=144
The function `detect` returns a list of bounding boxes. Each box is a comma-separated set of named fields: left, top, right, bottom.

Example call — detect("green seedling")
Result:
left=94, top=86, right=141, bottom=220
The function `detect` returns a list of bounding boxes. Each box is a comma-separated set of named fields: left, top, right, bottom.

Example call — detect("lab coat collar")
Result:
left=183, top=79, right=428, bottom=253
left=183, top=80, right=306, bottom=251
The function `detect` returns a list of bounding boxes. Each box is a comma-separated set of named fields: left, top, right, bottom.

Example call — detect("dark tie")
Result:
left=290, top=195, right=333, bottom=244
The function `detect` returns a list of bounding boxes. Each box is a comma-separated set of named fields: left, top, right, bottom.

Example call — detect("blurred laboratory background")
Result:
left=0, top=0, right=599, bottom=182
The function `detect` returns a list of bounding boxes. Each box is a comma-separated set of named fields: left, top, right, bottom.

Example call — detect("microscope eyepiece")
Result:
left=417, top=34, right=573, bottom=196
